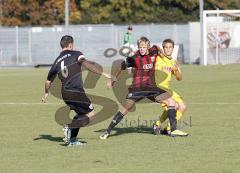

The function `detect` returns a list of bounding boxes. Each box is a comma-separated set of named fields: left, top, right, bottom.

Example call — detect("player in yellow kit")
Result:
left=154, top=39, right=187, bottom=136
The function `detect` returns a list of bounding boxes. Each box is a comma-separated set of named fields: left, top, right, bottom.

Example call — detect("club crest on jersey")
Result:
left=143, top=63, right=153, bottom=70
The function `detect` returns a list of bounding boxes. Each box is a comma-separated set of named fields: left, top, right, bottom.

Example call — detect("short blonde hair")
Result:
left=137, top=36, right=150, bottom=48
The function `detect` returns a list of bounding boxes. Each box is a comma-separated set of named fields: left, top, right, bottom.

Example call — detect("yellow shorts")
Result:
left=161, top=91, right=183, bottom=110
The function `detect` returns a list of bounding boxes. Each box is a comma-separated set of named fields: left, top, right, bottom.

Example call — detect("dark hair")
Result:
left=128, top=26, right=132, bottom=30
left=60, top=35, right=74, bottom=48
left=162, top=38, right=174, bottom=48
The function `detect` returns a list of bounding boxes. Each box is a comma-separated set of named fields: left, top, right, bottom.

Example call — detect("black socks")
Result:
left=69, top=114, right=90, bottom=138
left=167, top=106, right=177, bottom=131
left=107, top=111, right=124, bottom=134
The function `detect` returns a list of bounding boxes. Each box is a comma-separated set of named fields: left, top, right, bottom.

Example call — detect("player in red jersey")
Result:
left=100, top=36, right=185, bottom=139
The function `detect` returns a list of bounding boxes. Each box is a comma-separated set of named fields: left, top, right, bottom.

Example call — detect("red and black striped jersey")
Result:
left=126, top=45, right=159, bottom=92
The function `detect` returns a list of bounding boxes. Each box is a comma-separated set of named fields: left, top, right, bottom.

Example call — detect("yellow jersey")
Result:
left=155, top=55, right=176, bottom=89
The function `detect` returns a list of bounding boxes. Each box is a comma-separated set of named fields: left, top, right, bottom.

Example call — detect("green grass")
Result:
left=0, top=64, right=240, bottom=173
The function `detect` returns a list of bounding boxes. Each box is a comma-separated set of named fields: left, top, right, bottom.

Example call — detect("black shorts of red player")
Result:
left=126, top=88, right=166, bottom=102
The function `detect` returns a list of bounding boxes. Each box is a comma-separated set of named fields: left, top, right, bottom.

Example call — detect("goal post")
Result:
left=203, top=10, right=240, bottom=65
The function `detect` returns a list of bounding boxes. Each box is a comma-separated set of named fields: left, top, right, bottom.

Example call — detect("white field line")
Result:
left=189, top=102, right=240, bottom=105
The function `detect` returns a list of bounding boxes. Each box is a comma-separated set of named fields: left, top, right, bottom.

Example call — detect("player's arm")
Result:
left=112, top=59, right=126, bottom=78
left=81, top=60, right=114, bottom=80
left=104, top=59, right=128, bottom=88
left=42, top=63, right=57, bottom=103
left=42, top=80, right=51, bottom=102
left=157, top=46, right=165, bottom=57
left=105, top=59, right=126, bottom=88
left=82, top=60, right=117, bottom=89
left=172, top=61, right=182, bottom=81
left=76, top=54, right=111, bottom=79
left=152, top=45, right=165, bottom=57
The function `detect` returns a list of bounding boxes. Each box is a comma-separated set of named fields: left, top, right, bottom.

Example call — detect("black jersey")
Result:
left=47, top=50, right=86, bottom=91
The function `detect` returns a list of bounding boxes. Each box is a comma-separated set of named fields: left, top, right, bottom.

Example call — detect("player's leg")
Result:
left=153, top=104, right=167, bottom=135
left=155, top=92, right=177, bottom=131
left=66, top=110, right=95, bottom=146
left=100, top=98, right=136, bottom=139
left=173, top=91, right=186, bottom=120
left=177, top=102, right=187, bottom=115
left=159, top=107, right=186, bottom=135
left=107, top=99, right=135, bottom=134
left=155, top=92, right=188, bottom=136
left=157, top=91, right=181, bottom=125
left=160, top=106, right=181, bottom=135
left=154, top=91, right=187, bottom=135
left=153, top=92, right=176, bottom=134
left=160, top=108, right=168, bottom=123
left=63, top=91, right=94, bottom=146
left=164, top=92, right=187, bottom=133
left=69, top=110, right=95, bottom=136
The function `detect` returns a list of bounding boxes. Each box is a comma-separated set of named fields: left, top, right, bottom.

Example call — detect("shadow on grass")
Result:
left=95, top=127, right=153, bottom=137
left=33, top=135, right=63, bottom=142
left=34, top=134, right=87, bottom=146
left=59, top=140, right=87, bottom=147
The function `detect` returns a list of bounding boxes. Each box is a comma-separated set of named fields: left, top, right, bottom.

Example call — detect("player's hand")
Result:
left=111, top=75, right=117, bottom=82
left=41, top=93, right=49, bottom=103
left=102, top=72, right=113, bottom=79
left=157, top=47, right=165, bottom=58
left=172, top=61, right=180, bottom=72
left=159, top=52, right=166, bottom=58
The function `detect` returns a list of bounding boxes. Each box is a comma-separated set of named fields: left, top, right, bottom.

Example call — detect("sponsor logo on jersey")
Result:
left=162, top=66, right=172, bottom=73
left=143, top=63, right=153, bottom=70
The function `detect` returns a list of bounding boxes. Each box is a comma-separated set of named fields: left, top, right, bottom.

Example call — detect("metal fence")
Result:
left=0, top=24, right=193, bottom=67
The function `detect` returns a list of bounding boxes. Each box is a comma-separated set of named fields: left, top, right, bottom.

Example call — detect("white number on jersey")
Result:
left=60, top=61, right=69, bottom=78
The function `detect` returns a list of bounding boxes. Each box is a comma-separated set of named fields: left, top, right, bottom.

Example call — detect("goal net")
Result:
left=203, top=10, right=240, bottom=65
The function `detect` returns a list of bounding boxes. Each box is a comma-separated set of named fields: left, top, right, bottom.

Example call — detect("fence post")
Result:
left=54, top=26, right=57, bottom=59
left=28, top=29, right=32, bottom=64
left=16, top=26, right=19, bottom=64
left=114, top=27, right=118, bottom=49
left=0, top=49, right=2, bottom=64
left=111, top=24, right=115, bottom=48
left=173, top=24, right=178, bottom=43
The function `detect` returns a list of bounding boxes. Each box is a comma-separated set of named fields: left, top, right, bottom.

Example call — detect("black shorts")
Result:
left=126, top=88, right=166, bottom=102
left=62, top=89, right=94, bottom=115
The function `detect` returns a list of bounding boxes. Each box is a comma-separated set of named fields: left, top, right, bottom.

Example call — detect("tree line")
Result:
left=0, top=0, right=239, bottom=26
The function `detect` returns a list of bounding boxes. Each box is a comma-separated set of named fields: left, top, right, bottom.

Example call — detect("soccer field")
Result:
left=0, top=64, right=240, bottom=173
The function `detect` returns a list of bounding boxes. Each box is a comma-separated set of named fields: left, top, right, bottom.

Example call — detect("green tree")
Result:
left=0, top=0, right=81, bottom=26
left=206, top=0, right=240, bottom=9
left=1, top=0, right=240, bottom=26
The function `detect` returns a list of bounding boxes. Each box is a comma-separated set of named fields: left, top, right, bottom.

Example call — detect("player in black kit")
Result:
left=41, top=35, right=114, bottom=146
